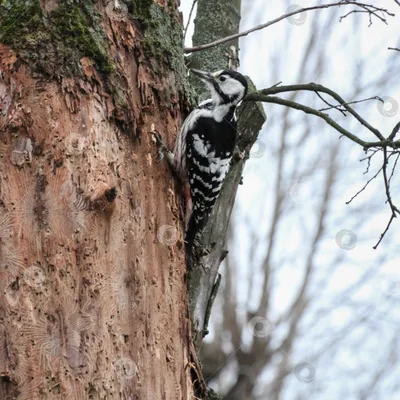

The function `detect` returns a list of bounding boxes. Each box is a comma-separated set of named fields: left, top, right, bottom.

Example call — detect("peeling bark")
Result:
left=0, top=2, right=194, bottom=399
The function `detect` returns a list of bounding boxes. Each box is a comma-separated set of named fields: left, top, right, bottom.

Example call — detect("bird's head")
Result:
left=191, top=69, right=248, bottom=106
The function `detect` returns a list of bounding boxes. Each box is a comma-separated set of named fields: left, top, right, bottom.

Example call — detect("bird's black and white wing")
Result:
left=172, top=99, right=214, bottom=182
left=184, top=120, right=233, bottom=247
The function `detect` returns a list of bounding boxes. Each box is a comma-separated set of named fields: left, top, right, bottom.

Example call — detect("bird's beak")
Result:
left=190, top=69, right=214, bottom=82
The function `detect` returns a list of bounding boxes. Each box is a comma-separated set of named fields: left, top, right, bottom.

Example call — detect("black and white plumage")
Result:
left=172, top=69, right=248, bottom=249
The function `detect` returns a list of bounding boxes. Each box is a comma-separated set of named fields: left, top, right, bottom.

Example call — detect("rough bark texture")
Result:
left=187, top=0, right=266, bottom=352
left=0, top=1, right=194, bottom=399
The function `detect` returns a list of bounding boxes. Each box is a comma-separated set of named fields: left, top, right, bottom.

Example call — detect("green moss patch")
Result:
left=126, top=0, right=153, bottom=22
left=0, top=0, right=113, bottom=76
left=142, top=4, right=194, bottom=106
left=50, top=4, right=114, bottom=74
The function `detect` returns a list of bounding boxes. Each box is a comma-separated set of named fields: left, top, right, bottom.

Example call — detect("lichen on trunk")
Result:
left=189, top=0, right=241, bottom=96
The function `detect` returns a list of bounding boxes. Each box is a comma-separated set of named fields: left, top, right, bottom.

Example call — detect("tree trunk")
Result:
left=0, top=1, right=195, bottom=399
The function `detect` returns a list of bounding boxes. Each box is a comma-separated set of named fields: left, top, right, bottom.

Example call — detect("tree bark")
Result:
left=190, top=0, right=242, bottom=93
left=0, top=1, right=195, bottom=399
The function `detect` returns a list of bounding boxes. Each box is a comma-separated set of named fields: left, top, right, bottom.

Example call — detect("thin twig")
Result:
left=382, top=148, right=399, bottom=213
left=316, top=92, right=346, bottom=116
left=374, top=214, right=396, bottom=249
left=373, top=148, right=400, bottom=248
left=360, top=149, right=380, bottom=175
left=346, top=166, right=383, bottom=204
left=360, top=149, right=379, bottom=161
left=318, top=96, right=383, bottom=112
left=270, top=80, right=283, bottom=89
left=340, top=6, right=387, bottom=26
left=183, top=0, right=198, bottom=42
left=341, top=1, right=391, bottom=24
left=388, top=153, right=400, bottom=185
left=184, top=1, right=394, bottom=53
left=388, top=47, right=400, bottom=51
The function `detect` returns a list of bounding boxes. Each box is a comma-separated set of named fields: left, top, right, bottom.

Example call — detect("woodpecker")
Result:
left=155, top=69, right=248, bottom=255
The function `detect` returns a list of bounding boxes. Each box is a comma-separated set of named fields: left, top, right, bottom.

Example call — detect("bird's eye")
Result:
left=219, top=76, right=227, bottom=82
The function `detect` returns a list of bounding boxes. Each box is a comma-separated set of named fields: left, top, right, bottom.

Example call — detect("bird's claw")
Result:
left=151, top=130, right=167, bottom=163
left=151, top=130, right=163, bottom=146
left=156, top=146, right=165, bottom=163
left=193, top=239, right=210, bottom=258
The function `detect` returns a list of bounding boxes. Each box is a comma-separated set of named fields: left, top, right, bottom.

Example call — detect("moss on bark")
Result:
left=0, top=1, right=193, bottom=117
left=143, top=3, right=194, bottom=106
left=0, top=0, right=113, bottom=75
left=126, top=0, right=153, bottom=21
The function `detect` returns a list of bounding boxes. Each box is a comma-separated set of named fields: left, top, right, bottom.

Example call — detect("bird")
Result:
left=154, top=68, right=248, bottom=259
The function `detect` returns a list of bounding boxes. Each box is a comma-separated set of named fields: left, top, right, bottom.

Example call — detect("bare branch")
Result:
left=245, top=82, right=400, bottom=248
left=184, top=0, right=198, bottom=42
left=388, top=120, right=400, bottom=141
left=245, top=84, right=400, bottom=154
left=244, top=93, right=370, bottom=147
left=248, top=83, right=385, bottom=141
left=184, top=1, right=394, bottom=53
